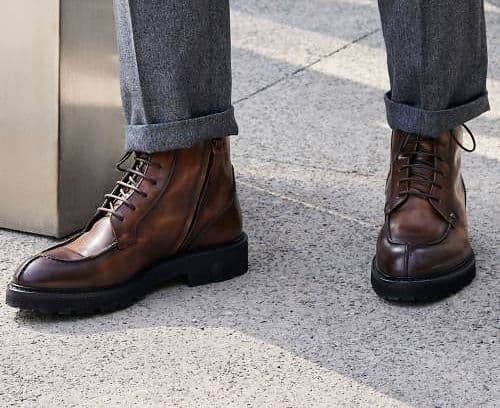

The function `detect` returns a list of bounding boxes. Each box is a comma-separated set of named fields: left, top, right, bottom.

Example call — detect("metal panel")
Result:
left=58, top=0, right=123, bottom=236
left=0, top=1, right=60, bottom=235
left=0, top=0, right=124, bottom=237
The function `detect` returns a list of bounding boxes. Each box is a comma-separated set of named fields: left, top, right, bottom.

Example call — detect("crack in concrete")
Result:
left=234, top=154, right=377, bottom=178
left=234, top=28, right=382, bottom=105
left=239, top=180, right=379, bottom=229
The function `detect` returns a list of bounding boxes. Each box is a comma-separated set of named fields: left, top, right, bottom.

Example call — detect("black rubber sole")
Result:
left=5, top=234, right=248, bottom=315
left=371, top=255, right=476, bottom=302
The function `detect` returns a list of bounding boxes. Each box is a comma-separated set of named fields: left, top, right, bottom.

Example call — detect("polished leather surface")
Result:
left=14, top=137, right=243, bottom=290
left=375, top=128, right=473, bottom=279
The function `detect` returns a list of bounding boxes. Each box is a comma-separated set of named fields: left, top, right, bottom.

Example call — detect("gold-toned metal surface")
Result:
left=0, top=1, right=60, bottom=235
left=0, top=0, right=124, bottom=237
left=58, top=0, right=123, bottom=236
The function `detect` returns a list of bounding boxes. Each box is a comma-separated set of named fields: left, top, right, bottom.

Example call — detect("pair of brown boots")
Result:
left=5, top=127, right=476, bottom=314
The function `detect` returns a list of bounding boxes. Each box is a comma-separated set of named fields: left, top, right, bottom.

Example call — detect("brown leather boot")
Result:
left=6, top=137, right=248, bottom=314
left=372, top=127, right=476, bottom=301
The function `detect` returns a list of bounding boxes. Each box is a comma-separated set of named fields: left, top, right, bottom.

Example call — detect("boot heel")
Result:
left=186, top=234, right=248, bottom=287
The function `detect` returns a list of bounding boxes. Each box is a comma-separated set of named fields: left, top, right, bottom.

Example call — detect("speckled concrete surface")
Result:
left=1, top=1, right=499, bottom=407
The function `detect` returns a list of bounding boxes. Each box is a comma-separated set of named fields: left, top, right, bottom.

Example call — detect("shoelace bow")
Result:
left=98, top=151, right=162, bottom=221
left=397, top=124, right=476, bottom=201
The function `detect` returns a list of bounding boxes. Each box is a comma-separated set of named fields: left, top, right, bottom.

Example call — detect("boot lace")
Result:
left=97, top=152, right=162, bottom=221
left=398, top=124, right=476, bottom=201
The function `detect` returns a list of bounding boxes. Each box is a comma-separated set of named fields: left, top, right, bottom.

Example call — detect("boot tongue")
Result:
left=403, top=137, right=435, bottom=196
left=109, top=153, right=148, bottom=212
left=52, top=154, right=150, bottom=259
left=64, top=217, right=116, bottom=257
left=390, top=137, right=446, bottom=243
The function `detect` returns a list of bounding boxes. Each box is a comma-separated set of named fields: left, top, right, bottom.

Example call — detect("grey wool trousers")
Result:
left=113, top=0, right=489, bottom=153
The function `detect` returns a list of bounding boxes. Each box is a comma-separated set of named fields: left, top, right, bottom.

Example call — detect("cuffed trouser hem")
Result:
left=384, top=92, right=490, bottom=137
left=125, top=106, right=239, bottom=153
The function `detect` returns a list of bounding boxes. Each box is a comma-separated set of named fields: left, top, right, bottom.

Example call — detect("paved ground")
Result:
left=1, top=1, right=499, bottom=407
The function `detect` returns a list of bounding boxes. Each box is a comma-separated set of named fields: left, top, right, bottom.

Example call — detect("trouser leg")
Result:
left=378, top=0, right=489, bottom=137
left=113, top=0, right=237, bottom=153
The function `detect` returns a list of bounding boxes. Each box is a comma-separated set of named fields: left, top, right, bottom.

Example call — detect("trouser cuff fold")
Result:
left=125, top=106, right=238, bottom=153
left=384, top=92, right=490, bottom=137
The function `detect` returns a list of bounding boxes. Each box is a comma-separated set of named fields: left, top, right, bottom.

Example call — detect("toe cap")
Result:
left=14, top=255, right=93, bottom=290
left=375, top=234, right=408, bottom=278
left=14, top=256, right=63, bottom=289
left=376, top=228, right=473, bottom=279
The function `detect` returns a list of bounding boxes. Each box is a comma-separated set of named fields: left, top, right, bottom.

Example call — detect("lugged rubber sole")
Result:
left=371, top=254, right=476, bottom=302
left=5, top=234, right=248, bottom=315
